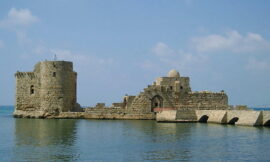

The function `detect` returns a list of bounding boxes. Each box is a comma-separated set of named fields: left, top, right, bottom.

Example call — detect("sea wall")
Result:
left=262, top=111, right=270, bottom=126
left=226, top=110, right=262, bottom=126
left=156, top=110, right=177, bottom=122
left=55, top=112, right=155, bottom=120
left=196, top=110, right=227, bottom=124
left=157, top=109, right=270, bottom=126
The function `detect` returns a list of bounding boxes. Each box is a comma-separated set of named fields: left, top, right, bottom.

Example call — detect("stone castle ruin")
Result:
left=14, top=61, right=270, bottom=126
left=15, top=61, right=80, bottom=117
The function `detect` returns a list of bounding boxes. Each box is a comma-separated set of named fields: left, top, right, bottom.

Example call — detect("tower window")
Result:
left=30, top=85, right=34, bottom=94
left=53, top=72, right=56, bottom=77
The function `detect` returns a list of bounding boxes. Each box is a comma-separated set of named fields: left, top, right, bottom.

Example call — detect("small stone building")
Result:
left=124, top=69, right=228, bottom=112
left=14, top=61, right=79, bottom=117
left=85, top=69, right=228, bottom=118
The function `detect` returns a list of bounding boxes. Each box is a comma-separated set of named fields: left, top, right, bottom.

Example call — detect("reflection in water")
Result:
left=0, top=112, right=268, bottom=161
left=121, top=121, right=193, bottom=161
left=13, top=118, right=78, bottom=162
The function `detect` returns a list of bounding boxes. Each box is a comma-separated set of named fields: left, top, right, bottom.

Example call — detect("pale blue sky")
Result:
left=0, top=0, right=270, bottom=107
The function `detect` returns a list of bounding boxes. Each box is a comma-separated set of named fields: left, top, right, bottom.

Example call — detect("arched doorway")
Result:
left=198, top=115, right=209, bottom=123
left=228, top=117, right=239, bottom=125
left=151, top=95, right=163, bottom=112
left=264, top=120, right=270, bottom=126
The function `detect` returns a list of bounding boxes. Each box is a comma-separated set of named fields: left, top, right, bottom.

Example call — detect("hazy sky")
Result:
left=0, top=0, right=270, bottom=107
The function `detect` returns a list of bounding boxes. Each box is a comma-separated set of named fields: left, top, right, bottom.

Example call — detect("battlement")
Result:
left=15, top=72, right=36, bottom=79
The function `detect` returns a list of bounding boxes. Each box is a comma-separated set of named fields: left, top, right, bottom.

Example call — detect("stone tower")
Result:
left=39, top=61, right=77, bottom=113
left=14, top=61, right=78, bottom=118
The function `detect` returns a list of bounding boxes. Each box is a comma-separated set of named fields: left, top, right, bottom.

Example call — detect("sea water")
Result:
left=1, top=106, right=270, bottom=161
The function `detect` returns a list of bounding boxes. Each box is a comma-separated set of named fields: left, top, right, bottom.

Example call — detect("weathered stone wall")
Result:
left=39, top=61, right=76, bottom=113
left=127, top=85, right=176, bottom=114
left=156, top=110, right=177, bottom=122
left=179, top=92, right=228, bottom=110
left=15, top=72, right=40, bottom=112
left=57, top=112, right=155, bottom=120
left=158, top=109, right=270, bottom=126
left=82, top=107, right=155, bottom=119
left=15, top=61, right=78, bottom=118
left=262, top=111, right=270, bottom=126
left=196, top=110, right=227, bottom=124
left=155, top=77, right=191, bottom=93
left=226, top=110, right=262, bottom=126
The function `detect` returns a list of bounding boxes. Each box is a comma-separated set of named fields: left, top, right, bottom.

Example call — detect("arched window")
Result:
left=30, top=85, right=34, bottom=94
left=53, top=72, right=56, bottom=77
left=151, top=95, right=163, bottom=112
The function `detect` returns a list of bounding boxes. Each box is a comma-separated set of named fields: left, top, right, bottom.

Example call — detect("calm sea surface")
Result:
left=1, top=106, right=270, bottom=162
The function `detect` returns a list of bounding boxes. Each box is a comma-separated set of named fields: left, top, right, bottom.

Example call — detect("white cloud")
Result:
left=246, top=58, right=270, bottom=71
left=0, top=8, right=38, bottom=27
left=191, top=30, right=270, bottom=53
left=152, top=42, right=175, bottom=56
left=0, top=8, right=38, bottom=46
left=141, top=42, right=207, bottom=72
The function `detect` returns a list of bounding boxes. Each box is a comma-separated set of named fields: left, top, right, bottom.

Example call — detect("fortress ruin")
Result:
left=14, top=61, right=270, bottom=126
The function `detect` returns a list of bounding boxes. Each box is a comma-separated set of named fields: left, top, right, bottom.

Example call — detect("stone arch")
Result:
left=228, top=117, right=239, bottom=125
left=198, top=115, right=209, bottom=123
left=264, top=120, right=270, bottom=126
left=151, top=95, right=163, bottom=112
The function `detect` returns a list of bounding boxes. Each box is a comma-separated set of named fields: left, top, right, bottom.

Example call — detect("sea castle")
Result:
left=14, top=61, right=270, bottom=126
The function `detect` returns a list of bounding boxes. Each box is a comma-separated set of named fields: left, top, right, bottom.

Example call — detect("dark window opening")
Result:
left=30, top=85, right=34, bottom=94
left=53, top=72, right=56, bottom=77
left=170, top=86, right=173, bottom=90
left=180, top=86, right=183, bottom=89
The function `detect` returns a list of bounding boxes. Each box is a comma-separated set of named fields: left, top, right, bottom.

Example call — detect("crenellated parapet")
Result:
left=15, top=72, right=37, bottom=79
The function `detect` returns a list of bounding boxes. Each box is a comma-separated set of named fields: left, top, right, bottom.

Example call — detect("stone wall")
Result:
left=39, top=61, right=77, bottom=113
left=156, top=110, right=177, bottom=122
left=15, top=72, right=40, bottom=112
left=15, top=61, right=78, bottom=118
left=196, top=110, right=227, bottom=124
left=179, top=92, right=228, bottom=110
left=127, top=85, right=176, bottom=114
left=157, top=109, right=270, bottom=126
left=262, top=111, right=270, bottom=126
